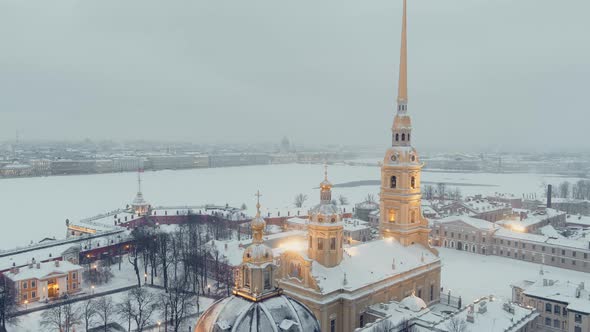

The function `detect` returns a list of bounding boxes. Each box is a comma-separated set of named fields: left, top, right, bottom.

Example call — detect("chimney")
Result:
left=547, top=185, right=552, bottom=208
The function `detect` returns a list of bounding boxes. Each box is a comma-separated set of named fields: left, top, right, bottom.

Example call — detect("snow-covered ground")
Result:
left=0, top=163, right=582, bottom=249
left=438, top=247, right=590, bottom=303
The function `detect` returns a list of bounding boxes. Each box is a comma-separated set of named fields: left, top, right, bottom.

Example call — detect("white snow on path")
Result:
left=438, top=247, right=590, bottom=303
left=0, top=163, right=582, bottom=249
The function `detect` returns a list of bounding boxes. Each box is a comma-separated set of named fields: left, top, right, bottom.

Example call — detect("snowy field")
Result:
left=0, top=163, right=582, bottom=249
left=438, top=247, right=590, bottom=303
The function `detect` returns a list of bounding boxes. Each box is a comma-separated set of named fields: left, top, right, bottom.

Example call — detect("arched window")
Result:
left=388, top=209, right=396, bottom=223
left=408, top=134, right=411, bottom=141
left=244, top=267, right=250, bottom=287
left=264, top=266, right=272, bottom=289
left=390, top=176, right=397, bottom=188
left=290, top=262, right=300, bottom=278
left=395, top=133, right=399, bottom=141
left=411, top=176, right=416, bottom=189
left=410, top=210, right=416, bottom=223
left=402, top=133, right=405, bottom=141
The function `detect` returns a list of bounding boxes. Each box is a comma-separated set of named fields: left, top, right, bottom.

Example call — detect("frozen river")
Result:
left=0, top=163, right=581, bottom=250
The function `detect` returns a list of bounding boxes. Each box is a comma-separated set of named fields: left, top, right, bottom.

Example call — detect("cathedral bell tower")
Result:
left=233, top=191, right=280, bottom=302
left=307, top=165, right=344, bottom=268
left=380, top=0, right=431, bottom=249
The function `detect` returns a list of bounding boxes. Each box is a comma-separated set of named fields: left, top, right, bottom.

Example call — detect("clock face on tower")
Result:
left=391, top=155, right=397, bottom=161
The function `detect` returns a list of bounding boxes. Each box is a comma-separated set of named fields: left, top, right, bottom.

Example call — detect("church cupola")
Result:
left=233, top=191, right=278, bottom=302
left=307, top=166, right=344, bottom=267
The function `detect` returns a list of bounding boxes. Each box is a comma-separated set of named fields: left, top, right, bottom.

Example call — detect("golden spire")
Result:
left=255, top=190, right=262, bottom=217
left=397, top=0, right=408, bottom=105
left=252, top=190, right=265, bottom=244
left=324, top=163, right=328, bottom=181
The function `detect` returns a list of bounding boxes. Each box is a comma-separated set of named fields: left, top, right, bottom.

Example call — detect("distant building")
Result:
left=512, top=274, right=590, bottom=332
left=0, top=163, right=33, bottom=177
left=354, top=201, right=379, bottom=221
left=51, top=159, right=96, bottom=175
left=146, top=155, right=196, bottom=170
left=113, top=157, right=144, bottom=172
left=4, top=260, right=83, bottom=305
left=553, top=199, right=590, bottom=216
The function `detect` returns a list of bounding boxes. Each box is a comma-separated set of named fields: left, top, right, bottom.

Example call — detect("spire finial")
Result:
left=397, top=0, right=408, bottom=106
left=324, top=163, right=328, bottom=181
left=137, top=168, right=142, bottom=194
left=255, top=190, right=262, bottom=217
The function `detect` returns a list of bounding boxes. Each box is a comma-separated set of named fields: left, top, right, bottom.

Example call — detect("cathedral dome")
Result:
left=195, top=294, right=320, bottom=332
left=399, top=293, right=428, bottom=312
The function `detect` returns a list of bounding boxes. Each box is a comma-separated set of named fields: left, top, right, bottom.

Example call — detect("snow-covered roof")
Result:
left=495, top=228, right=590, bottom=250
left=5, top=260, right=82, bottom=282
left=436, top=215, right=498, bottom=231
left=497, top=208, right=564, bottom=228
left=306, top=239, right=439, bottom=294
left=519, top=277, right=590, bottom=313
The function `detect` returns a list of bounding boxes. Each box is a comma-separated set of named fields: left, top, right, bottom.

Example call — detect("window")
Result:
left=330, top=238, right=336, bottom=250
left=551, top=256, right=555, bottom=262
left=32, top=291, right=36, bottom=298
left=411, top=176, right=416, bottom=189
left=73, top=272, right=76, bottom=279
left=584, top=253, right=588, bottom=259
left=554, top=305, right=561, bottom=314
left=73, top=283, right=77, bottom=289
left=544, top=317, right=551, bottom=326
left=552, top=248, right=555, bottom=254
left=389, top=209, right=396, bottom=223
left=31, top=281, right=36, bottom=288
left=575, top=327, right=582, bottom=332
left=532, top=245, right=536, bottom=250
left=542, top=246, right=545, bottom=252
left=23, top=293, right=27, bottom=300
left=402, top=133, right=405, bottom=141
left=359, top=314, right=365, bottom=328
left=318, top=238, right=324, bottom=250
left=330, top=319, right=336, bottom=332
left=418, top=289, right=422, bottom=299
left=410, top=211, right=416, bottom=223
left=573, top=260, right=576, bottom=265
left=390, top=176, right=397, bottom=189
left=22, top=281, right=27, bottom=289
left=545, top=303, right=552, bottom=312
left=309, top=236, right=313, bottom=249
left=575, top=314, right=583, bottom=323
left=573, top=251, right=577, bottom=257
left=553, top=319, right=559, bottom=328
left=244, top=267, right=250, bottom=287
left=561, top=258, right=565, bottom=263
left=562, top=249, right=566, bottom=255
left=430, top=285, right=434, bottom=301
left=395, top=133, right=399, bottom=141
left=507, top=241, right=511, bottom=246
left=264, top=267, right=272, bottom=289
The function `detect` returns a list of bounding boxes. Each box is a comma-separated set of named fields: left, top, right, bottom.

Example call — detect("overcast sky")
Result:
left=0, top=0, right=588, bottom=152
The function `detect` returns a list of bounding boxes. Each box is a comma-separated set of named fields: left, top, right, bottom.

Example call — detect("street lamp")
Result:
left=157, top=321, right=161, bottom=332
left=91, top=285, right=95, bottom=294
left=144, top=273, right=148, bottom=284
left=207, top=284, right=211, bottom=295
left=24, top=300, right=28, bottom=309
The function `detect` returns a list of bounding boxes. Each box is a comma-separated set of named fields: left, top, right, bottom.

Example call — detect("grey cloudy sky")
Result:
left=0, top=0, right=588, bottom=152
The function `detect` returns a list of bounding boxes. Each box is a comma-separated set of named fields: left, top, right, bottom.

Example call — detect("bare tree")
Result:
left=423, top=185, right=435, bottom=200
left=445, top=316, right=467, bottom=332
left=294, top=193, right=308, bottom=208
left=40, top=302, right=81, bottom=332
left=129, top=287, right=159, bottom=332
left=162, top=277, right=195, bottom=332
left=0, top=281, right=18, bottom=330
left=338, top=195, right=349, bottom=205
left=80, top=298, right=97, bottom=332
left=559, top=181, right=571, bottom=198
left=437, top=182, right=447, bottom=201
left=365, top=194, right=376, bottom=203
left=95, top=295, right=115, bottom=332
left=117, top=295, right=134, bottom=332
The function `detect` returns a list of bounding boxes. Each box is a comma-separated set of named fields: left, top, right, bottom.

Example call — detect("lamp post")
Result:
left=144, top=273, right=148, bottom=284
left=91, top=285, right=95, bottom=295
left=157, top=321, right=161, bottom=332
left=24, top=300, right=28, bottom=309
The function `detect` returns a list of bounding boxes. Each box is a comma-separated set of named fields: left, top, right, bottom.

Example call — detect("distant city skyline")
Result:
left=1, top=0, right=589, bottom=152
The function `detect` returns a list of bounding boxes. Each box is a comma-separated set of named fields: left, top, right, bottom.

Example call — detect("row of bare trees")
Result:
left=423, top=183, right=462, bottom=202
left=39, top=286, right=180, bottom=332
left=553, top=180, right=590, bottom=200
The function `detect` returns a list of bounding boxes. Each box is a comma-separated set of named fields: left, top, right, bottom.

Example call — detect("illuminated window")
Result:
left=318, top=238, right=324, bottom=250
left=388, top=210, right=396, bottom=223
